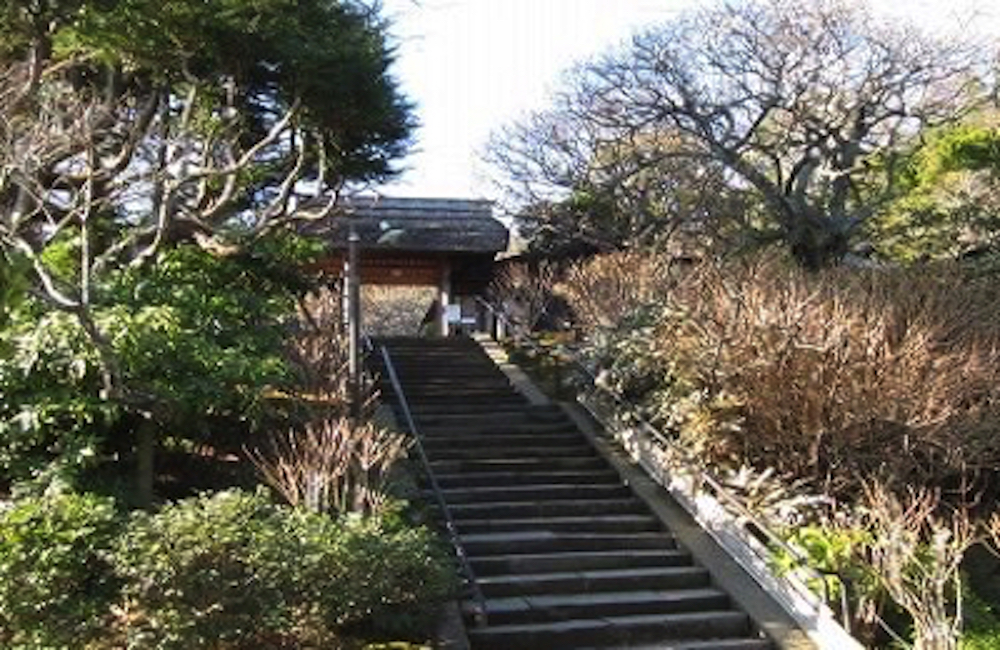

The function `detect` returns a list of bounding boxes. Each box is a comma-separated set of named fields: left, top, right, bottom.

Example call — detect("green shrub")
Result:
left=0, top=491, right=123, bottom=649
left=114, top=489, right=302, bottom=648
left=961, top=587, right=1000, bottom=650
left=314, top=511, right=455, bottom=641
left=114, top=489, right=453, bottom=649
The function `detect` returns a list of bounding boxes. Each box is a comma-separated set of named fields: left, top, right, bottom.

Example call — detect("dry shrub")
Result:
left=567, top=252, right=1000, bottom=646
left=653, top=256, right=1000, bottom=497
left=489, top=261, right=558, bottom=336
left=861, top=485, right=975, bottom=650
left=556, top=251, right=676, bottom=330
left=253, top=286, right=403, bottom=516
left=362, top=285, right=436, bottom=336
left=285, top=285, right=377, bottom=418
left=249, top=417, right=407, bottom=516
left=990, top=513, right=1000, bottom=552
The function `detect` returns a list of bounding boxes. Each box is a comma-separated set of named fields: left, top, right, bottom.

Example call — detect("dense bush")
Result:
left=573, top=254, right=1000, bottom=499
left=0, top=488, right=453, bottom=649
left=0, top=491, right=122, bottom=649
left=114, top=489, right=453, bottom=649
left=0, top=240, right=309, bottom=493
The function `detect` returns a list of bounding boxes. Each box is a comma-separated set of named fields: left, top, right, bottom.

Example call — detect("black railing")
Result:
left=377, top=345, right=488, bottom=626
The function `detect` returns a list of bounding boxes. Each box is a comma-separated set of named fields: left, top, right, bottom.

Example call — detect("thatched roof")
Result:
left=300, top=196, right=509, bottom=254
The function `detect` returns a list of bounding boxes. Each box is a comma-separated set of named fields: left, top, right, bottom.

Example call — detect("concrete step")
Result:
left=471, top=549, right=693, bottom=577
left=483, top=587, right=732, bottom=625
left=461, top=531, right=677, bottom=556
left=467, top=612, right=760, bottom=650
left=456, top=514, right=662, bottom=535
left=476, top=566, right=711, bottom=598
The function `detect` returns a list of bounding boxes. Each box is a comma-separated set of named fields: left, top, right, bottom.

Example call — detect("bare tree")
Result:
left=489, top=261, right=558, bottom=337
left=490, top=0, right=991, bottom=268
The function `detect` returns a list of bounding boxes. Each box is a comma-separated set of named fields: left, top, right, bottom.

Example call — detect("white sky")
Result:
left=375, top=0, right=1000, bottom=201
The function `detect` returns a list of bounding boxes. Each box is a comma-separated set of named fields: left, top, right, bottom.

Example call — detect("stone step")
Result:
left=427, top=444, right=598, bottom=462
left=415, top=410, right=570, bottom=427
left=379, top=364, right=504, bottom=376
left=483, top=587, right=732, bottom=625
left=456, top=514, right=662, bottom=535
left=467, top=612, right=760, bottom=650
left=414, top=411, right=567, bottom=428
left=461, top=531, right=677, bottom=556
left=435, top=483, right=631, bottom=504
left=400, top=399, right=529, bottom=414
left=428, top=455, right=611, bottom=474
left=422, top=431, right=589, bottom=450
left=377, top=338, right=773, bottom=650
left=433, top=469, right=622, bottom=489
left=381, top=384, right=519, bottom=397
left=421, top=419, right=580, bottom=437
left=476, top=566, right=711, bottom=598
left=418, top=403, right=567, bottom=418
left=472, top=549, right=691, bottom=577
left=623, top=639, right=772, bottom=650
left=447, top=497, right=647, bottom=519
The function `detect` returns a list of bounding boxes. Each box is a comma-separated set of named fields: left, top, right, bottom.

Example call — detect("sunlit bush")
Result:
left=0, top=491, right=122, bottom=649
left=576, top=254, right=1000, bottom=499
left=114, top=489, right=453, bottom=648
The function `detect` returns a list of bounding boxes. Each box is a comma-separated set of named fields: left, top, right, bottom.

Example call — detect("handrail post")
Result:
left=347, top=222, right=362, bottom=420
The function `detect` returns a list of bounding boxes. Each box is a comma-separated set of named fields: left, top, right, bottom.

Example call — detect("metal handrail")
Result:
left=377, top=345, right=489, bottom=626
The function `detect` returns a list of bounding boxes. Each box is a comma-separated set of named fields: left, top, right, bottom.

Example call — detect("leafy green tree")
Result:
left=868, top=114, right=1000, bottom=262
left=0, top=0, right=409, bottom=391
left=0, top=0, right=411, bottom=502
left=0, top=238, right=318, bottom=499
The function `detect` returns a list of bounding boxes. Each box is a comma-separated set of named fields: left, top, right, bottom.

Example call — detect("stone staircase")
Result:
left=374, top=337, right=774, bottom=650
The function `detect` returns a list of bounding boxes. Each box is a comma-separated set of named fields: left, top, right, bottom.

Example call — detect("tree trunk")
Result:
left=136, top=421, right=156, bottom=510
